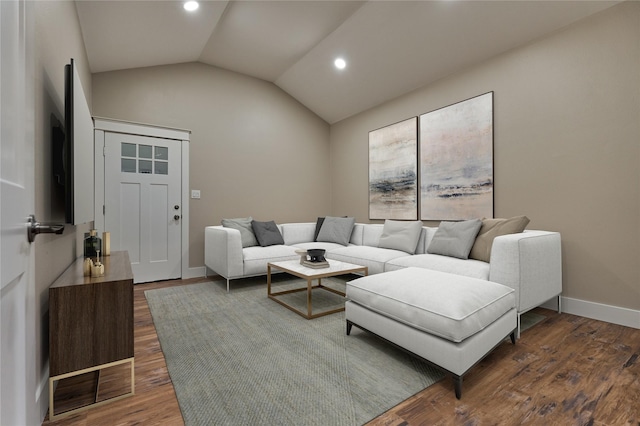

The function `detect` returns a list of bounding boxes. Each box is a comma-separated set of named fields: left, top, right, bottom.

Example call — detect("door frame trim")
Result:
left=94, top=117, right=191, bottom=280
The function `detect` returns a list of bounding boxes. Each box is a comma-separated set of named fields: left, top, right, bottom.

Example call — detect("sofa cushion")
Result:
left=280, top=223, right=315, bottom=245
left=316, top=216, right=355, bottom=246
left=346, top=267, right=515, bottom=343
left=378, top=220, right=423, bottom=254
left=384, top=253, right=490, bottom=280
left=242, top=245, right=299, bottom=276
left=251, top=220, right=285, bottom=247
left=222, top=217, right=258, bottom=248
left=327, top=245, right=409, bottom=275
left=361, top=224, right=384, bottom=247
left=427, top=219, right=482, bottom=259
left=349, top=223, right=365, bottom=245
left=469, top=216, right=530, bottom=262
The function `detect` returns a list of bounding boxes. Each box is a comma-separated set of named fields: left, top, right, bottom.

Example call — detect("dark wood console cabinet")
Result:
left=48, top=251, right=134, bottom=420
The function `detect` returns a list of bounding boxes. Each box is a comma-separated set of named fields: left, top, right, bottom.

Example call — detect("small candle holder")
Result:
left=91, top=250, right=105, bottom=277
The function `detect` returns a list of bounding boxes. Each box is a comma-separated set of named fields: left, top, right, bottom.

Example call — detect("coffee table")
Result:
left=267, top=259, right=368, bottom=319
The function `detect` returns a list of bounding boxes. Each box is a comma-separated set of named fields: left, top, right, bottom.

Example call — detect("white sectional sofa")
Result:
left=204, top=220, right=562, bottom=335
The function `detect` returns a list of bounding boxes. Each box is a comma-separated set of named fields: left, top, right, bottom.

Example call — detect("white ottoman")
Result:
left=345, top=267, right=517, bottom=399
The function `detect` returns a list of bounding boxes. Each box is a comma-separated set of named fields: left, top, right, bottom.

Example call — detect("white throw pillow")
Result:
left=377, top=220, right=423, bottom=254
left=221, top=217, right=259, bottom=248
left=316, top=216, right=355, bottom=246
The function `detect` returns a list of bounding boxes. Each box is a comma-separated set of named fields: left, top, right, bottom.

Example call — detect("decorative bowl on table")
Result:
left=307, top=249, right=326, bottom=263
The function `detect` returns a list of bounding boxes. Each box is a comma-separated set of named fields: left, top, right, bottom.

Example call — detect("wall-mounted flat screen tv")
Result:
left=64, top=58, right=94, bottom=225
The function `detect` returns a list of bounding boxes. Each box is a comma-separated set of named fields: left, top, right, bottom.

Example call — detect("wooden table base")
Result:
left=268, top=278, right=347, bottom=319
left=48, top=357, right=135, bottom=421
left=267, top=261, right=368, bottom=319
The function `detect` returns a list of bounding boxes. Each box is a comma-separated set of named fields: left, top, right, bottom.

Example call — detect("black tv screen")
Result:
left=64, top=58, right=94, bottom=225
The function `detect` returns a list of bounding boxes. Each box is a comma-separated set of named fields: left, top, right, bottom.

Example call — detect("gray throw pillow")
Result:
left=378, top=220, right=423, bottom=254
left=221, top=217, right=259, bottom=248
left=427, top=219, right=482, bottom=259
left=251, top=220, right=285, bottom=247
left=316, top=216, right=355, bottom=246
left=469, top=216, right=530, bottom=262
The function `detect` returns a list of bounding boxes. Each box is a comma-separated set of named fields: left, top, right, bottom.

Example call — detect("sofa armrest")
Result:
left=489, top=230, right=562, bottom=313
left=205, top=226, right=244, bottom=279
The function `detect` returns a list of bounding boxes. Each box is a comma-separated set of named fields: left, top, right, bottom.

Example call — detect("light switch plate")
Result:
left=191, top=189, right=201, bottom=199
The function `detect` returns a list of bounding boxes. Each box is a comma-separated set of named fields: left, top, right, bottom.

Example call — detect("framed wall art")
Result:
left=369, top=117, right=418, bottom=220
left=419, top=92, right=494, bottom=220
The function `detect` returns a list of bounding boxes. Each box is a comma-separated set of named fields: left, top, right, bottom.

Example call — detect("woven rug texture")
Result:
left=145, top=276, right=444, bottom=425
left=145, top=276, right=545, bottom=426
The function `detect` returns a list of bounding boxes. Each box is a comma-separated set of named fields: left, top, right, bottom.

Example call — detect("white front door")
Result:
left=104, top=133, right=182, bottom=283
left=0, top=1, right=37, bottom=424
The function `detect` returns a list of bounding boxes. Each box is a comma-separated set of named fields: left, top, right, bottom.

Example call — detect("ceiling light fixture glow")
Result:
left=334, top=58, right=346, bottom=70
left=184, top=1, right=199, bottom=12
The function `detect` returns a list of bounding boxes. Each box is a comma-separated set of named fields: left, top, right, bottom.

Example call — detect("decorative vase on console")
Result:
left=84, top=229, right=102, bottom=260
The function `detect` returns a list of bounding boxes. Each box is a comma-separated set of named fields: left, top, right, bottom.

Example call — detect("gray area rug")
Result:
left=145, top=275, right=544, bottom=426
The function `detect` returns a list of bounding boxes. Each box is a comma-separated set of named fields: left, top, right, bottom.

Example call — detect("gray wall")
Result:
left=91, top=63, right=331, bottom=268
left=330, top=2, right=640, bottom=311
left=33, top=0, right=93, bottom=418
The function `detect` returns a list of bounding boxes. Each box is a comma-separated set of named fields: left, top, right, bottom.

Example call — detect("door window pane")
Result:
left=139, top=144, right=153, bottom=159
left=121, top=142, right=171, bottom=175
left=139, top=160, right=152, bottom=174
left=121, top=143, right=136, bottom=157
left=154, top=161, right=168, bottom=175
left=121, top=158, right=136, bottom=173
left=155, top=146, right=168, bottom=161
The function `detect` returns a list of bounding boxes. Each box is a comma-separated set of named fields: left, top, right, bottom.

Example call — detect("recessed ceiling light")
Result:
left=184, top=1, right=199, bottom=12
left=334, top=58, right=346, bottom=70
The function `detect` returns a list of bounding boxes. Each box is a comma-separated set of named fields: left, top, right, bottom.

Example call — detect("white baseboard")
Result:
left=542, top=296, right=640, bottom=329
left=182, top=266, right=206, bottom=280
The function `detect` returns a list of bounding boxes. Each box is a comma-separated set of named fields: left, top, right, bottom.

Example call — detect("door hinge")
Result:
left=103, top=205, right=105, bottom=215
left=103, top=146, right=106, bottom=156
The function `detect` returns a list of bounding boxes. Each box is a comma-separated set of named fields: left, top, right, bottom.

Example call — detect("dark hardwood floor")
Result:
left=43, top=277, right=640, bottom=426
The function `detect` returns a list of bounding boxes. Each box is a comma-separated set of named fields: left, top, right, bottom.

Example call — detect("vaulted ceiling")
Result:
left=75, top=0, right=619, bottom=123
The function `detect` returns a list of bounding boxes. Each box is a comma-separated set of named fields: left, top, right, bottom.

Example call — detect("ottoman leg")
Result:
left=454, top=375, right=463, bottom=399
left=346, top=320, right=353, bottom=336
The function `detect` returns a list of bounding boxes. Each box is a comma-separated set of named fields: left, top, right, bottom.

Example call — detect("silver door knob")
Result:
left=174, top=215, right=180, bottom=220
left=27, top=214, right=64, bottom=243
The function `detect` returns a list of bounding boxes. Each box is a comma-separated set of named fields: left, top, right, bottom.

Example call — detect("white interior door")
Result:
left=0, top=1, right=37, bottom=424
left=104, top=133, right=182, bottom=283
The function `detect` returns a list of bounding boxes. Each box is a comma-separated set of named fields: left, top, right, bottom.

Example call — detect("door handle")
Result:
left=27, top=214, right=64, bottom=243
left=174, top=215, right=180, bottom=221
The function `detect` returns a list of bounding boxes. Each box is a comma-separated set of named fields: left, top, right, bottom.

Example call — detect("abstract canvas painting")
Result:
left=420, top=92, right=493, bottom=220
left=369, top=117, right=418, bottom=220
